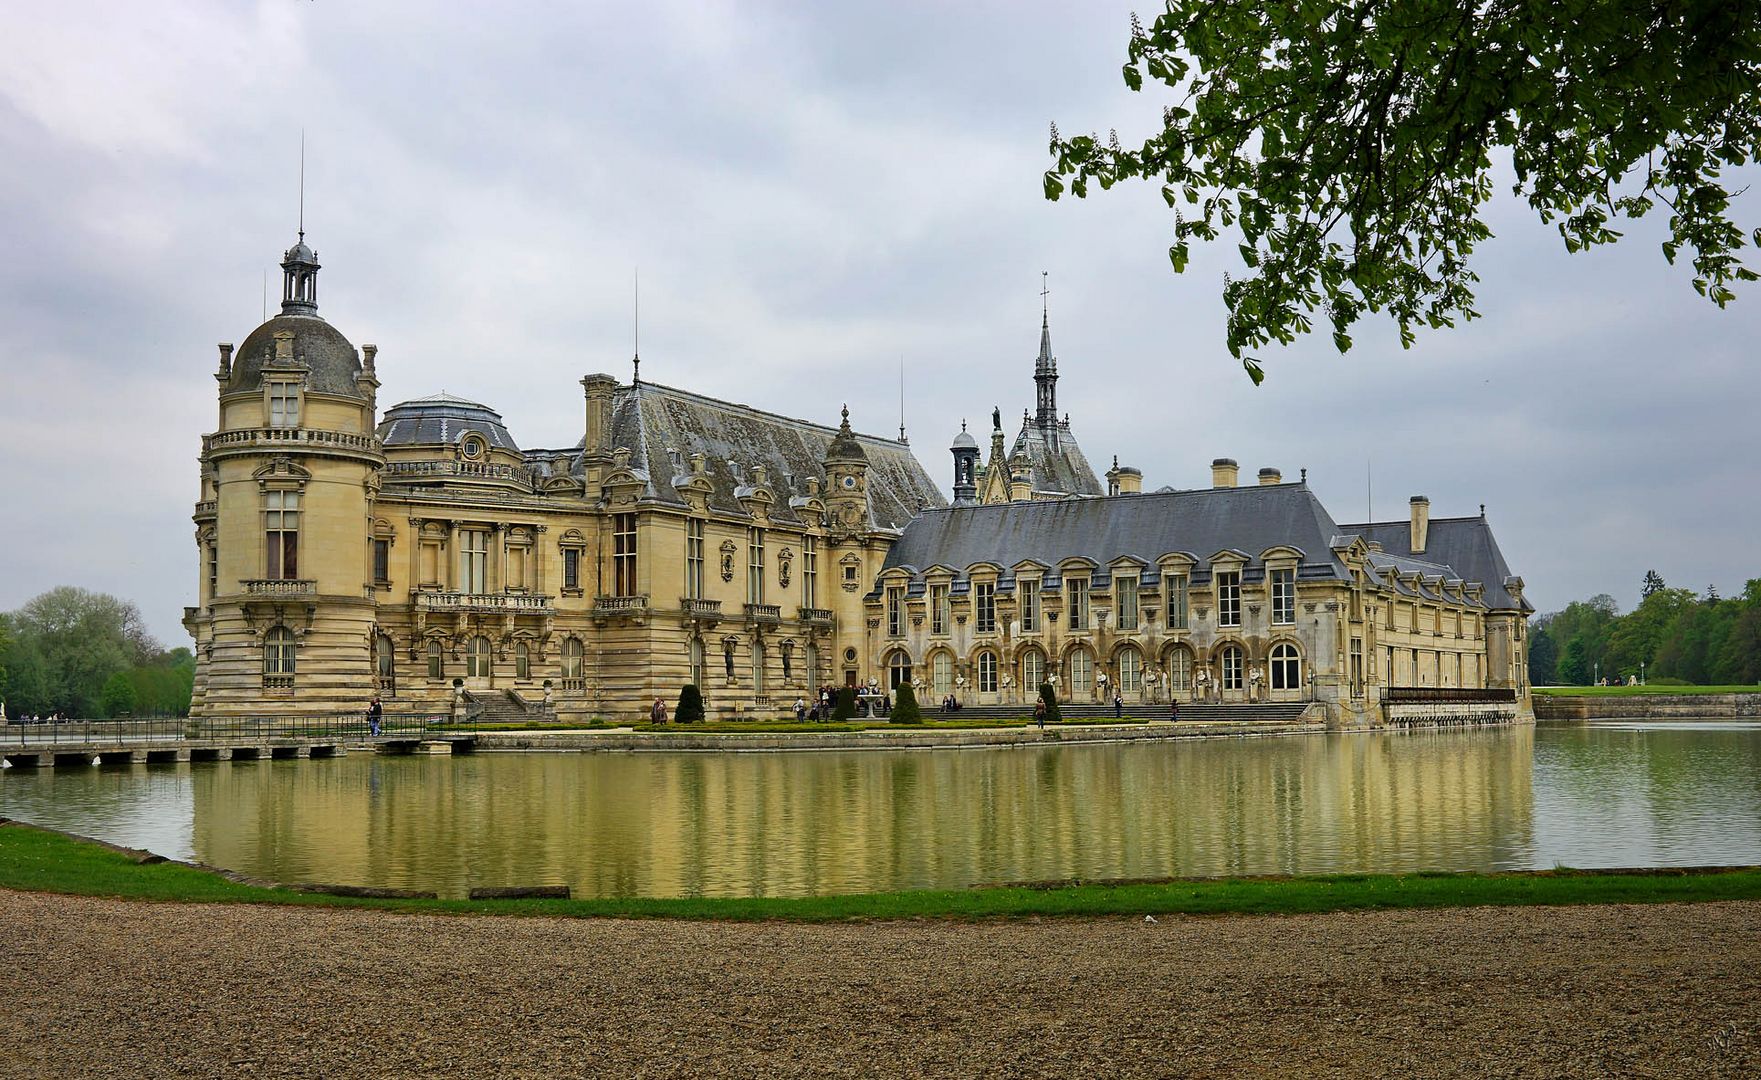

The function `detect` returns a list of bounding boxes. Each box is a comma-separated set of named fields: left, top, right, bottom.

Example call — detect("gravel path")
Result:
left=2, top=891, right=1756, bottom=1078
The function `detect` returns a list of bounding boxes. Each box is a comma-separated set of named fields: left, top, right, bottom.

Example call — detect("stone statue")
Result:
left=992, top=406, right=1001, bottom=431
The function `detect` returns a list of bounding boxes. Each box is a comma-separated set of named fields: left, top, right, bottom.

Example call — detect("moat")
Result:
left=3, top=720, right=1758, bottom=899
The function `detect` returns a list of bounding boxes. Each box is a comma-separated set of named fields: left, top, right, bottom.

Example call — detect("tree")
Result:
left=1039, top=682, right=1062, bottom=724
left=1642, top=570, right=1666, bottom=599
left=830, top=687, right=857, bottom=722
left=11, top=587, right=158, bottom=717
left=1527, top=627, right=1558, bottom=685
left=1045, top=2, right=1761, bottom=382
left=891, top=682, right=923, bottom=724
left=100, top=672, right=137, bottom=718
left=675, top=684, right=705, bottom=724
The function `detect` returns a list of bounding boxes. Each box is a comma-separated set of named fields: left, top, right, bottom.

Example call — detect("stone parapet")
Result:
left=1533, top=692, right=1761, bottom=721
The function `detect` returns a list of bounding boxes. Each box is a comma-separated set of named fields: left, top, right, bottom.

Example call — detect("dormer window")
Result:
left=1216, top=569, right=1242, bottom=627
left=267, top=382, right=300, bottom=429
left=460, top=435, right=486, bottom=460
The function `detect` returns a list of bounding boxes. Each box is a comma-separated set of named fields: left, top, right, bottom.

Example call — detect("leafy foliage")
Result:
left=891, top=682, right=923, bottom=724
left=830, top=687, right=857, bottom=723
left=1532, top=576, right=1761, bottom=684
left=1046, top=2, right=1761, bottom=380
left=675, top=684, right=705, bottom=724
left=1039, top=682, right=1062, bottom=724
left=1, top=587, right=186, bottom=718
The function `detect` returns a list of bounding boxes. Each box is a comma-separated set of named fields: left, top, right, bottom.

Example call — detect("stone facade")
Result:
left=184, top=234, right=1532, bottom=726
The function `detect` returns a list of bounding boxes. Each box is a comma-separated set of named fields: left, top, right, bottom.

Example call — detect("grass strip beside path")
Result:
left=4, top=821, right=1761, bottom=922
left=1533, top=685, right=1761, bottom=697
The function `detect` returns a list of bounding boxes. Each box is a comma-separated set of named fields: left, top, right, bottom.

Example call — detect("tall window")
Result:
left=206, top=542, right=218, bottom=600
left=1019, top=579, right=1039, bottom=632
left=267, top=382, right=300, bottom=428
left=613, top=513, right=637, bottom=596
left=930, top=583, right=949, bottom=635
left=373, top=538, right=391, bottom=585
left=689, top=637, right=705, bottom=686
left=467, top=636, right=493, bottom=678
left=561, top=637, right=585, bottom=679
left=684, top=519, right=705, bottom=599
left=974, top=581, right=996, bottom=633
left=1165, top=646, right=1193, bottom=691
left=805, top=643, right=819, bottom=692
left=1118, top=647, right=1142, bottom=694
left=1070, top=648, right=1093, bottom=697
left=459, top=529, right=489, bottom=593
left=1272, top=568, right=1295, bottom=624
left=888, top=650, right=912, bottom=690
left=263, top=626, right=296, bottom=683
left=1216, top=570, right=1242, bottom=627
left=1167, top=574, right=1188, bottom=629
left=563, top=547, right=581, bottom=592
left=751, top=640, right=766, bottom=693
left=747, top=528, right=766, bottom=604
left=932, top=652, right=953, bottom=697
left=1220, top=645, right=1243, bottom=690
left=426, top=639, right=443, bottom=679
left=265, top=491, right=299, bottom=579
left=1271, top=642, right=1301, bottom=690
left=1351, top=639, right=1364, bottom=698
left=977, top=651, right=997, bottom=693
left=886, top=586, right=905, bottom=637
left=802, top=535, right=817, bottom=608
left=1021, top=648, right=1045, bottom=691
left=514, top=642, right=530, bottom=680
left=1115, top=577, right=1138, bottom=630
left=375, top=633, right=395, bottom=688
left=1068, top=577, right=1089, bottom=630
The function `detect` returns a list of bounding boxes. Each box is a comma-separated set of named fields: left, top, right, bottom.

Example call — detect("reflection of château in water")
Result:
left=186, top=731, right=1536, bottom=898
left=183, top=231, right=1532, bottom=726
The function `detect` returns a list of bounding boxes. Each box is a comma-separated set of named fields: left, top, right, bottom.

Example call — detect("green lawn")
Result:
left=1533, top=685, right=1761, bottom=697
left=4, top=821, right=1759, bottom=922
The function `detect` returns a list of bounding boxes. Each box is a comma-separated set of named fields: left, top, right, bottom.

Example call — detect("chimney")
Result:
left=580, top=373, right=620, bottom=457
left=1116, top=465, right=1142, bottom=494
left=1010, top=474, right=1033, bottom=502
left=215, top=342, right=234, bottom=380
left=1410, top=495, right=1430, bottom=554
left=1258, top=467, right=1282, bottom=486
left=1211, top=458, right=1239, bottom=488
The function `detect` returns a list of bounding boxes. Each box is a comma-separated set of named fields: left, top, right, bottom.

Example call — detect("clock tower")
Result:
left=823, top=404, right=871, bottom=541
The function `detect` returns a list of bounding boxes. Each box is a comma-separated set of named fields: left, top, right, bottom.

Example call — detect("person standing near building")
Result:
left=366, top=695, right=382, bottom=737
left=1112, top=691, right=1123, bottom=718
left=650, top=697, right=668, bottom=724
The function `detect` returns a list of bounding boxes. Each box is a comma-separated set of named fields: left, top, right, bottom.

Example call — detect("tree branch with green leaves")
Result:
left=1046, top=0, right=1761, bottom=382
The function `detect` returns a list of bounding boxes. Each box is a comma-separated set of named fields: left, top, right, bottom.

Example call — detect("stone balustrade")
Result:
left=743, top=603, right=782, bottom=623
left=204, top=427, right=382, bottom=455
left=242, top=579, right=316, bottom=597
left=593, top=595, right=651, bottom=615
left=416, top=592, right=555, bottom=613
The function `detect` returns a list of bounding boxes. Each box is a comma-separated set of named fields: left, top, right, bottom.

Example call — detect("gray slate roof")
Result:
left=883, top=483, right=1350, bottom=582
left=1341, top=516, right=1530, bottom=612
left=378, top=394, right=521, bottom=450
left=229, top=314, right=363, bottom=398
left=605, top=381, right=945, bottom=529
left=1009, top=419, right=1102, bottom=497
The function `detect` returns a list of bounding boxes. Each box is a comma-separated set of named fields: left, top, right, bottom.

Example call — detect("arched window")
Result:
left=1020, top=648, right=1045, bottom=693
left=375, top=633, right=395, bottom=685
left=1271, top=642, right=1301, bottom=691
left=1117, top=646, right=1142, bottom=694
left=1165, top=645, right=1193, bottom=691
left=888, top=650, right=912, bottom=690
left=689, top=637, right=705, bottom=686
left=561, top=637, right=584, bottom=679
left=427, top=638, right=444, bottom=679
left=977, top=650, right=998, bottom=692
left=514, top=641, right=530, bottom=680
left=468, top=636, right=493, bottom=678
left=1069, top=648, right=1093, bottom=698
left=932, top=652, right=953, bottom=697
left=1220, top=645, right=1244, bottom=691
left=263, top=626, right=296, bottom=683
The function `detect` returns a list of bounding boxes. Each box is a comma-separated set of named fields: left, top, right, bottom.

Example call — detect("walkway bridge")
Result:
left=1, top=715, right=484, bottom=769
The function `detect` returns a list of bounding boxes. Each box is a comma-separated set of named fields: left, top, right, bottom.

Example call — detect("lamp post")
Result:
left=1640, top=661, right=1646, bottom=686
left=1594, top=661, right=1600, bottom=687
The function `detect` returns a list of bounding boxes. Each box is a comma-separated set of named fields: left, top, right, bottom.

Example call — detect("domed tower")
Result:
left=186, top=232, right=385, bottom=717
left=950, top=422, right=979, bottom=505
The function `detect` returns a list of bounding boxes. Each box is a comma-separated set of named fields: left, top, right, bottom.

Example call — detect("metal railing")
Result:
left=1382, top=686, right=1517, bottom=705
left=4, top=713, right=483, bottom=747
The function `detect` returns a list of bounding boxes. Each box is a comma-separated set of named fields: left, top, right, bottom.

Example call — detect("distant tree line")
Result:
left=0, top=587, right=193, bottom=719
left=1529, top=572, right=1761, bottom=686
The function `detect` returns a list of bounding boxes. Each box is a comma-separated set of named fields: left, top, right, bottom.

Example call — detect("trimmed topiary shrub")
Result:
left=891, top=683, right=923, bottom=724
left=830, top=686, right=857, bottom=722
left=675, top=684, right=705, bottom=724
left=1038, top=682, right=1062, bottom=724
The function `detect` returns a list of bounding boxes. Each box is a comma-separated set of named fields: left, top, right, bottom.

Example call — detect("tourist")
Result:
left=1034, top=700, right=1046, bottom=729
left=1168, top=699, right=1179, bottom=723
left=366, top=695, right=382, bottom=737
left=650, top=697, right=668, bottom=724
left=1112, top=691, right=1123, bottom=718
left=794, top=697, right=807, bottom=722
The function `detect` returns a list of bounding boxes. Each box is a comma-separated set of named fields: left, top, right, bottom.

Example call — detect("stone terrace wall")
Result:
left=1533, top=693, right=1761, bottom=721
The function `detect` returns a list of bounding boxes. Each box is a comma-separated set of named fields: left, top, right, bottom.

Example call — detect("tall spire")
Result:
left=1034, top=271, right=1058, bottom=437
left=279, top=133, right=320, bottom=317
left=631, top=267, right=641, bottom=386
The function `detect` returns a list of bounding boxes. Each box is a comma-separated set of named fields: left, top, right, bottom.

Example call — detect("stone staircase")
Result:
left=463, top=689, right=554, bottom=726
left=924, top=701, right=1317, bottom=725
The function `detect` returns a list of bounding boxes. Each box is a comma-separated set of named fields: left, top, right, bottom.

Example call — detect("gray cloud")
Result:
left=2, top=0, right=1756, bottom=645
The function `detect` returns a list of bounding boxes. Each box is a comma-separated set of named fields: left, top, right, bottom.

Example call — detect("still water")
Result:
left=3, top=721, right=1759, bottom=899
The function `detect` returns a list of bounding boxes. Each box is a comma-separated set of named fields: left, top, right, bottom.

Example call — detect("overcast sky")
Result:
left=3, top=1, right=1757, bottom=647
